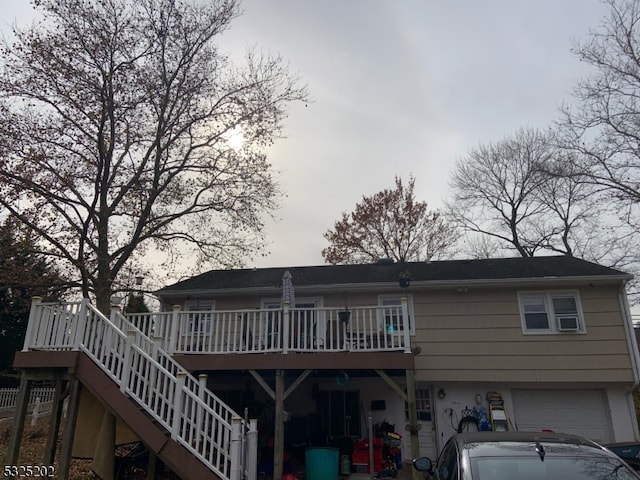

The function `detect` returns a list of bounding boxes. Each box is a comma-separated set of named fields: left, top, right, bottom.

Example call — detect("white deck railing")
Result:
left=22, top=298, right=257, bottom=480
left=124, top=301, right=412, bottom=355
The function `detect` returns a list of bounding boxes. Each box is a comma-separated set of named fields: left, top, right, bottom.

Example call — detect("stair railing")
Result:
left=24, top=298, right=256, bottom=480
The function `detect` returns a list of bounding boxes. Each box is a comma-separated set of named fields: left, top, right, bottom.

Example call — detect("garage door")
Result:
left=512, top=389, right=612, bottom=443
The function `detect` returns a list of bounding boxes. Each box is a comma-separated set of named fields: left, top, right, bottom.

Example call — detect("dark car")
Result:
left=605, top=442, right=640, bottom=473
left=413, top=431, right=640, bottom=480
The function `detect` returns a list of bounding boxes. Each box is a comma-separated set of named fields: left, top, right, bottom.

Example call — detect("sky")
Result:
left=0, top=0, right=611, bottom=270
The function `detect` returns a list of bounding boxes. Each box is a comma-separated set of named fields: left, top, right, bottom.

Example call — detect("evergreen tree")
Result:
left=0, top=216, right=66, bottom=373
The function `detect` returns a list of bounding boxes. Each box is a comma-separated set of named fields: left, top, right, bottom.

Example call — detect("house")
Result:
left=153, top=256, right=640, bottom=456
left=8, top=255, right=640, bottom=480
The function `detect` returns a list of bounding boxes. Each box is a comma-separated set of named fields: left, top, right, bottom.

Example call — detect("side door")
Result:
left=405, top=386, right=438, bottom=462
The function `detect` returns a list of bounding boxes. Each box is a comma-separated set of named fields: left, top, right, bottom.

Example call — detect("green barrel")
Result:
left=305, top=447, right=339, bottom=480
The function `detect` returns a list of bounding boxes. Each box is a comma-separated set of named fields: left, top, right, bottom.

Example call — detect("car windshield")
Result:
left=472, top=456, right=637, bottom=480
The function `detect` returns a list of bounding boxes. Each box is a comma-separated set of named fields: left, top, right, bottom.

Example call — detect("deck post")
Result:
left=5, top=374, right=32, bottom=474
left=146, top=450, right=157, bottom=480
left=197, top=374, right=208, bottom=451
left=273, top=369, right=285, bottom=480
left=22, top=296, right=42, bottom=351
left=247, top=419, right=258, bottom=480
left=44, top=379, right=66, bottom=465
left=230, top=416, right=243, bottom=480
left=73, top=298, right=89, bottom=350
left=168, top=305, right=181, bottom=354
left=172, top=371, right=186, bottom=440
left=58, top=377, right=81, bottom=480
left=120, top=330, right=136, bottom=393
left=406, top=369, right=421, bottom=480
left=282, top=303, right=290, bottom=353
left=401, top=296, right=411, bottom=353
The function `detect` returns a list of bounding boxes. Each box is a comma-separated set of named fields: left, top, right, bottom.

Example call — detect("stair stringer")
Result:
left=75, top=351, right=221, bottom=480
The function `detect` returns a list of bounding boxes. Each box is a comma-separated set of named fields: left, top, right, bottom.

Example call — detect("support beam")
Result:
left=58, top=378, right=81, bottom=480
left=273, top=369, right=285, bottom=480
left=44, top=379, right=66, bottom=465
left=405, top=369, right=421, bottom=480
left=147, top=450, right=157, bottom=480
left=249, top=369, right=274, bottom=400
left=374, top=369, right=407, bottom=401
left=5, top=374, right=32, bottom=473
left=284, top=369, right=312, bottom=400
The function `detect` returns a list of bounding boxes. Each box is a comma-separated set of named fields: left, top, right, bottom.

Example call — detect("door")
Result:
left=317, top=389, right=361, bottom=437
left=512, top=389, right=613, bottom=442
left=405, top=386, right=438, bottom=462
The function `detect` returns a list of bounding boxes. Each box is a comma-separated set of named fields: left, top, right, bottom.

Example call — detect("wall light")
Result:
left=437, top=388, right=446, bottom=399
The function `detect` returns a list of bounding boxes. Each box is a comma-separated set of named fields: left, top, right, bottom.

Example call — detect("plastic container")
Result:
left=305, top=447, right=339, bottom=480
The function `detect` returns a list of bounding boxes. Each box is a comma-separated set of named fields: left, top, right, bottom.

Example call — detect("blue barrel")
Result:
left=305, top=447, right=339, bottom=480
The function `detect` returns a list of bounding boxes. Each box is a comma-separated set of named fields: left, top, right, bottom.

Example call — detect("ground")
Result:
left=1, top=414, right=416, bottom=480
left=0, top=415, right=180, bottom=480
left=0, top=418, right=95, bottom=479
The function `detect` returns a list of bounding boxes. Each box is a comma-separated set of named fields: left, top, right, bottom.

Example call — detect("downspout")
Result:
left=619, top=281, right=640, bottom=385
left=618, top=281, right=640, bottom=440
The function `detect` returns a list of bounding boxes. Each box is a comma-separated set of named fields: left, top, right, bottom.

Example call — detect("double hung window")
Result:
left=518, top=291, right=584, bottom=334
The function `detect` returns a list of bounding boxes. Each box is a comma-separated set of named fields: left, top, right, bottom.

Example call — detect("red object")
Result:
left=353, top=438, right=383, bottom=450
left=352, top=450, right=384, bottom=473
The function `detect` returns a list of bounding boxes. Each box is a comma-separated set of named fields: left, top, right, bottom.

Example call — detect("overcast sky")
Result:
left=0, top=0, right=610, bottom=269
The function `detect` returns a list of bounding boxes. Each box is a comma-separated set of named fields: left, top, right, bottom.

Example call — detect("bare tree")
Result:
left=551, top=0, right=640, bottom=293
left=0, top=0, right=307, bottom=311
left=448, top=125, right=637, bottom=277
left=448, top=128, right=555, bottom=257
left=558, top=0, right=640, bottom=208
left=322, top=176, right=457, bottom=264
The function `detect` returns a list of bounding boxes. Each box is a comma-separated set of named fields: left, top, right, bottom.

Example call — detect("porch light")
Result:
left=437, top=388, right=446, bottom=399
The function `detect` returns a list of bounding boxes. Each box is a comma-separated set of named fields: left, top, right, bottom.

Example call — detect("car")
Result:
left=605, top=442, right=640, bottom=473
left=413, top=431, right=640, bottom=480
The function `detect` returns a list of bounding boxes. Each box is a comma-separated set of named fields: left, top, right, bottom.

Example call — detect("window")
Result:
left=184, top=299, right=214, bottom=333
left=405, top=388, right=432, bottom=422
left=261, top=297, right=324, bottom=349
left=517, top=291, right=584, bottom=334
left=378, top=295, right=414, bottom=335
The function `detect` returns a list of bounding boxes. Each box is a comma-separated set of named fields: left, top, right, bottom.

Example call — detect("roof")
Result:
left=156, top=256, right=631, bottom=297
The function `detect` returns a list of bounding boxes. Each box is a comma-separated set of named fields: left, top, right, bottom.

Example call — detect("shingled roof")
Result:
left=156, top=256, right=631, bottom=296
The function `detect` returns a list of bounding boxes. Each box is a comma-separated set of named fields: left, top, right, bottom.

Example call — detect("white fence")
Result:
left=0, top=387, right=55, bottom=411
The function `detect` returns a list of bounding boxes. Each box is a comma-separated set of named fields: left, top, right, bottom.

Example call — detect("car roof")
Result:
left=450, top=431, right=613, bottom=458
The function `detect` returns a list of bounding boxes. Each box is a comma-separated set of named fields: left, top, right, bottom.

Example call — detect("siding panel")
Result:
left=411, top=285, right=634, bottom=383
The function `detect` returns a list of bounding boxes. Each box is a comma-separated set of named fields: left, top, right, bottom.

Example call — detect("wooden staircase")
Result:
left=12, top=298, right=257, bottom=480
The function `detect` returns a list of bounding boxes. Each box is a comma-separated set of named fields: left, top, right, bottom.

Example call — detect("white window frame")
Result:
left=184, top=299, right=215, bottom=333
left=517, top=290, right=585, bottom=334
left=377, top=294, right=414, bottom=335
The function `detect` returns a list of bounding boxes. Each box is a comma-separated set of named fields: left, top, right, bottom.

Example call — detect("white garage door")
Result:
left=512, top=389, right=612, bottom=443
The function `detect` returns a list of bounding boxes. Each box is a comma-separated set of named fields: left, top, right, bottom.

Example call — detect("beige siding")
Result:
left=412, top=284, right=635, bottom=383
left=164, top=282, right=635, bottom=384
